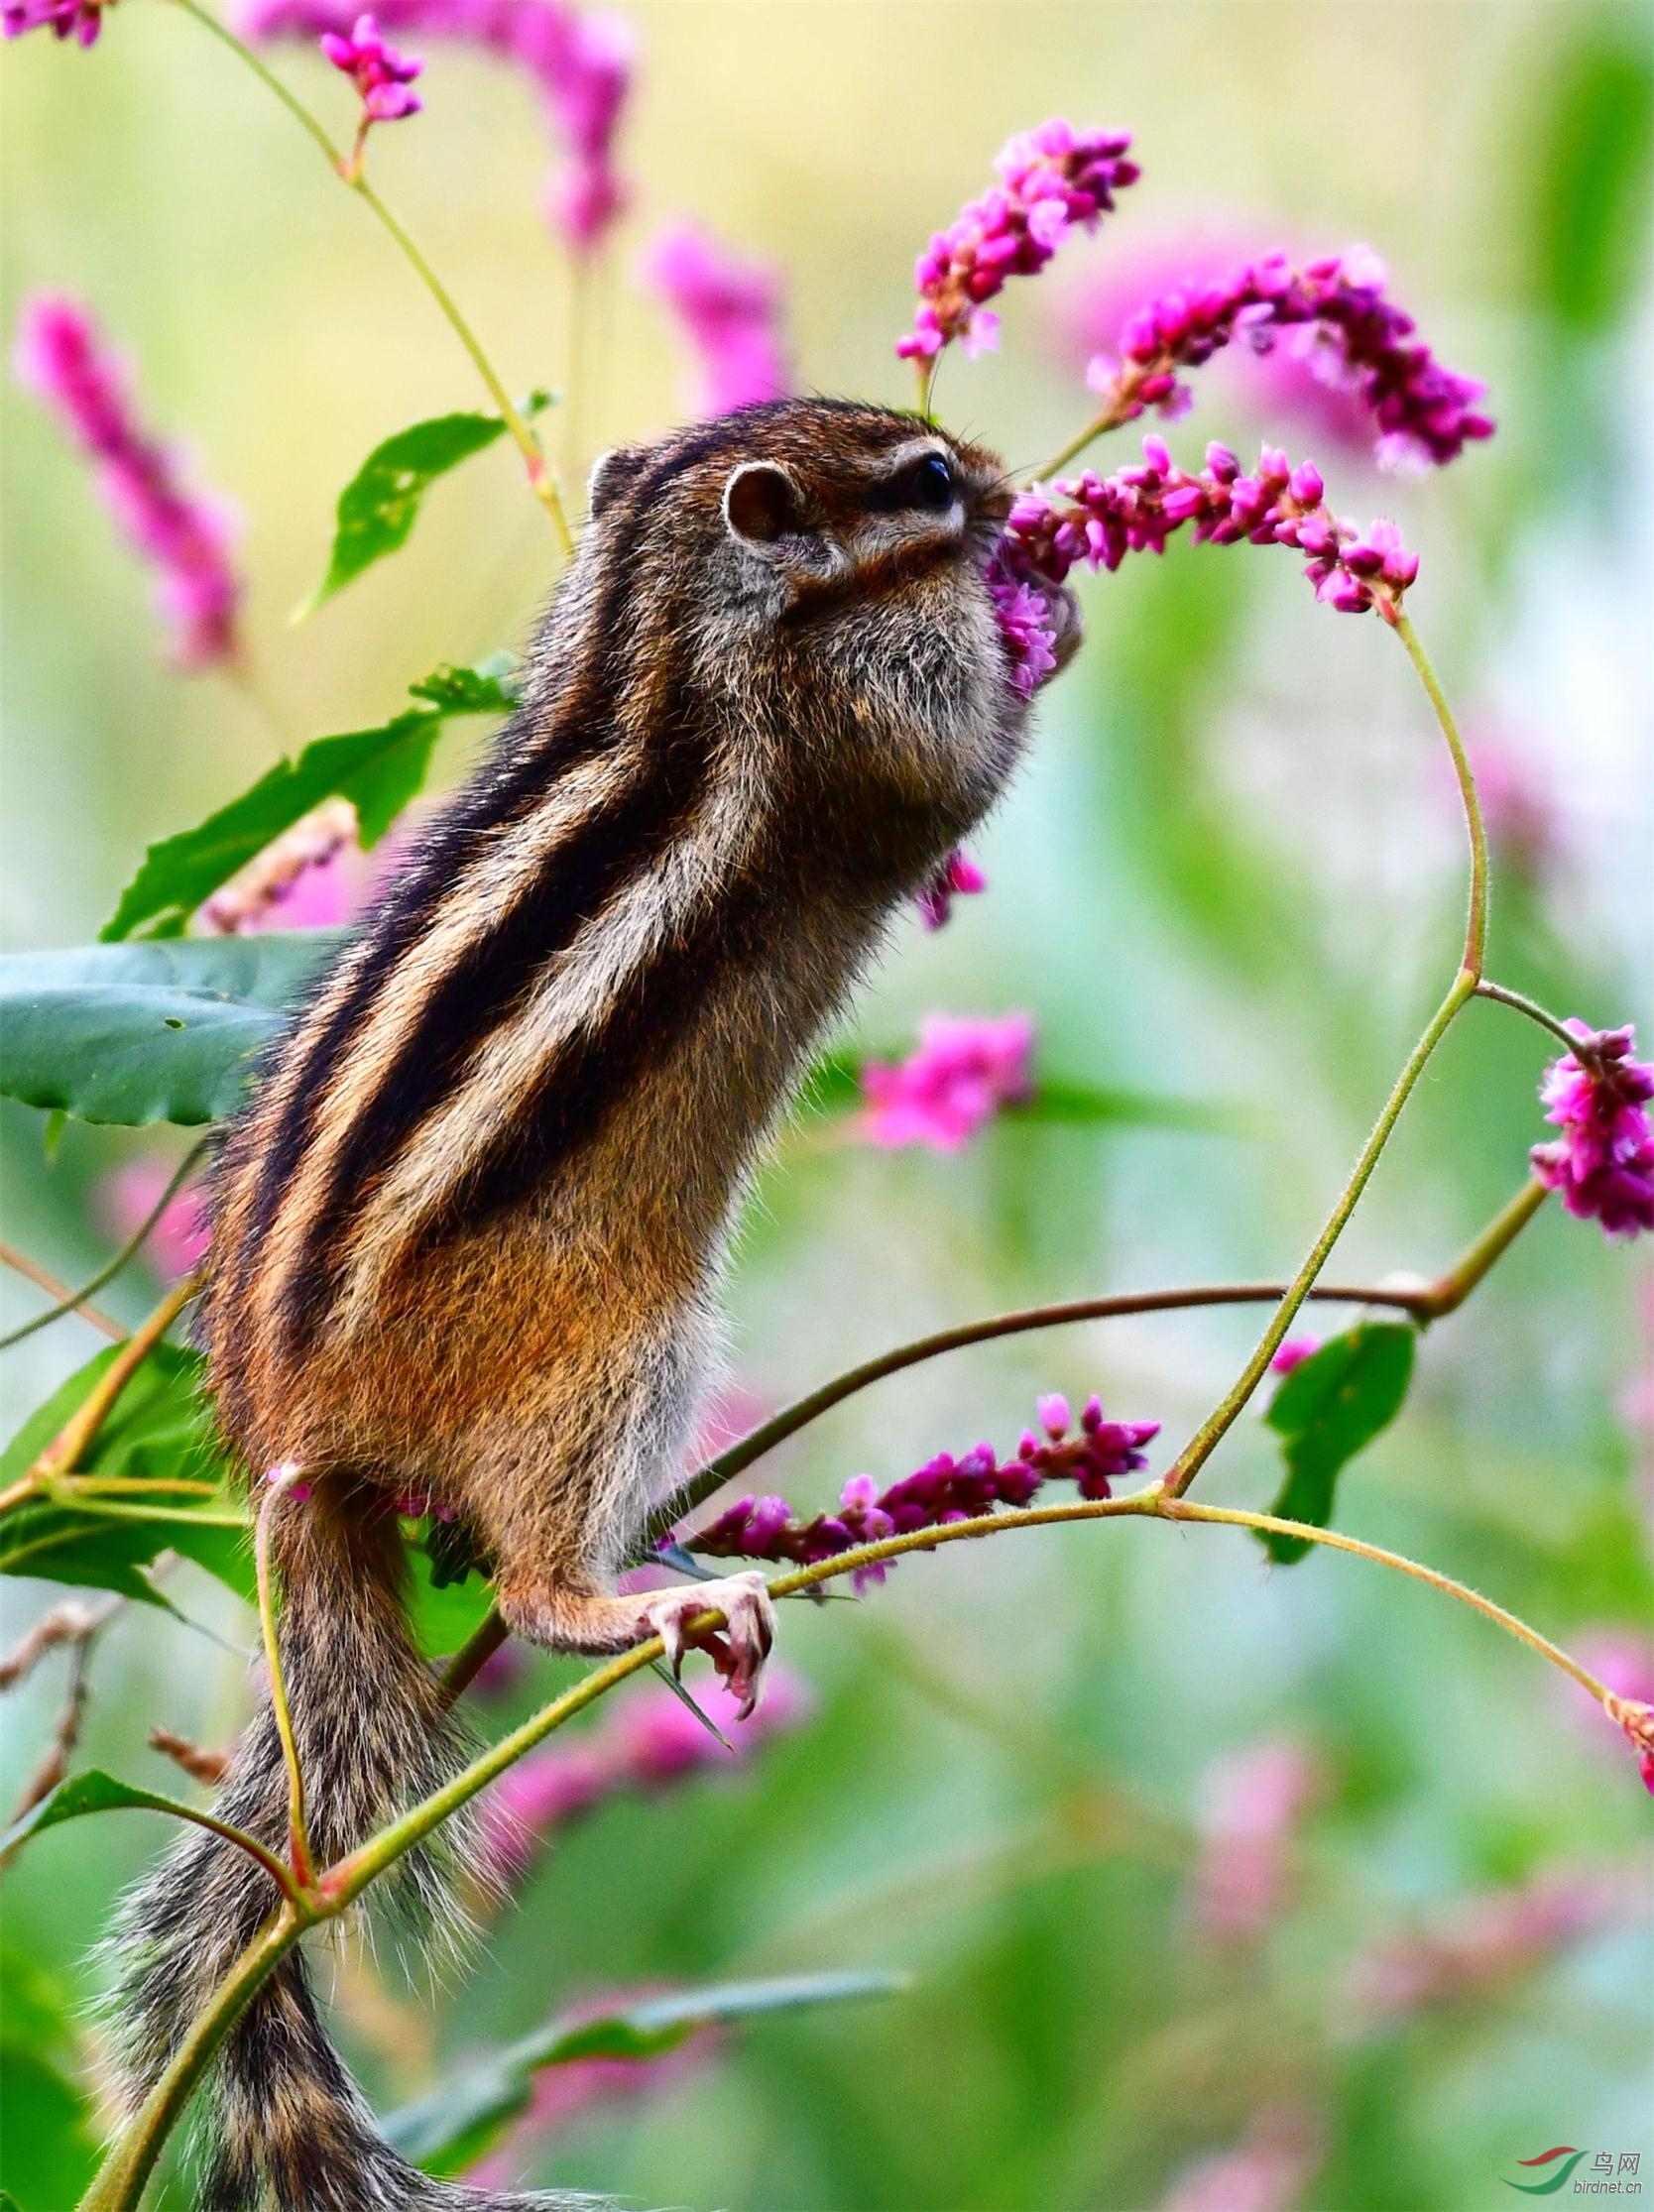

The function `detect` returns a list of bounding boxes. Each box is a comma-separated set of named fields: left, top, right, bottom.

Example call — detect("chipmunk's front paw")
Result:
left=642, top=1571, right=776, bottom=1719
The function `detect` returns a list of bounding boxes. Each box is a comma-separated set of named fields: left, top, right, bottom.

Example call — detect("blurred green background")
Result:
left=2, top=2, right=1651, bottom=2206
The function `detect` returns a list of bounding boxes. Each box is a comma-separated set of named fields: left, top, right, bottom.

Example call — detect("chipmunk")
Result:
left=109, top=398, right=1079, bottom=2211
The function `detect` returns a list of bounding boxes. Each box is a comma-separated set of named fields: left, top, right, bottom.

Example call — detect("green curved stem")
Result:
left=1393, top=612, right=1486, bottom=976
left=167, top=0, right=573, bottom=554
left=254, top=1479, right=313, bottom=1888
left=1, top=1139, right=208, bottom=1352
left=76, top=1906, right=305, bottom=2212
left=1161, top=965, right=1477, bottom=1496
left=1475, top=979, right=1595, bottom=1061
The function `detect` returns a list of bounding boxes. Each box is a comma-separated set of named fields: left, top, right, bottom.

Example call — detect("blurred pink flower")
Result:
left=478, top=1668, right=810, bottom=1881
left=2, top=0, right=115, bottom=44
left=1159, top=2107, right=1324, bottom=2212
left=234, top=0, right=632, bottom=254
left=1268, top=1338, right=1320, bottom=1377
left=194, top=799, right=368, bottom=934
left=464, top=1985, right=716, bottom=2189
left=1190, top=1735, right=1322, bottom=1943
left=320, top=11, right=423, bottom=135
left=13, top=294, right=243, bottom=667
left=860, top=1012, right=1035, bottom=1152
left=96, top=1159, right=210, bottom=1283
left=1348, top=1868, right=1627, bottom=2023
left=1459, top=736, right=1558, bottom=874
left=640, top=222, right=790, bottom=416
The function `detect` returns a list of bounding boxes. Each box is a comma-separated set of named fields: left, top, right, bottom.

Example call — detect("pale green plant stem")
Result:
left=168, top=0, right=574, bottom=555
left=0, top=1139, right=206, bottom=1351
left=254, top=1477, right=314, bottom=1887
left=1159, top=611, right=1487, bottom=1498
left=78, top=1475, right=1607, bottom=2212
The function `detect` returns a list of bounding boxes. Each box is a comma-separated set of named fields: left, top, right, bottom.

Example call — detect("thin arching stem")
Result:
left=167, top=0, right=573, bottom=552
left=0, top=1243, right=121, bottom=1344
left=254, top=1476, right=314, bottom=1888
left=1, top=1138, right=208, bottom=1351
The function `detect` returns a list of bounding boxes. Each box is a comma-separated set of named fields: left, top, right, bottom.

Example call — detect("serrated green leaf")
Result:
left=406, top=653, right=519, bottom=714
left=385, top=1969, right=908, bottom=2174
left=0, top=1766, right=214, bottom=1866
left=0, top=1344, right=250, bottom=1605
left=1258, top=1322, right=1417, bottom=1564
left=101, top=664, right=511, bottom=942
left=0, top=934, right=342, bottom=1128
left=297, top=396, right=553, bottom=620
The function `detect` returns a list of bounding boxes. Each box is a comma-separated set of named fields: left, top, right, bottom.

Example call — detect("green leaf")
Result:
left=0, top=933, right=340, bottom=1126
left=1258, top=1322, right=1417, bottom=1564
left=0, top=1766, right=219, bottom=1865
left=406, top=653, right=519, bottom=715
left=297, top=397, right=553, bottom=619
left=384, top=1970, right=909, bottom=2175
left=101, top=664, right=512, bottom=941
left=1531, top=34, right=1654, bottom=335
left=0, top=2045, right=98, bottom=2210
left=0, top=1344, right=250, bottom=1605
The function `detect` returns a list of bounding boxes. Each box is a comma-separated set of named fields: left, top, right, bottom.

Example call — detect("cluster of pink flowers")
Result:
left=860, top=1012, right=1035, bottom=1152
left=478, top=1670, right=809, bottom=1881
left=1348, top=1867, right=1626, bottom=2023
left=1000, top=436, right=1420, bottom=624
left=986, top=569, right=1060, bottom=701
left=897, top=119, right=1139, bottom=363
left=1189, top=1736, right=1323, bottom=1944
left=320, top=11, right=423, bottom=126
left=235, top=0, right=632, bottom=252
left=682, top=1391, right=1160, bottom=1592
left=914, top=848, right=987, bottom=931
left=3, top=0, right=112, bottom=45
left=13, top=296, right=243, bottom=667
left=1529, top=1021, right=1654, bottom=1239
left=639, top=222, right=790, bottom=417
left=1084, top=247, right=1493, bottom=471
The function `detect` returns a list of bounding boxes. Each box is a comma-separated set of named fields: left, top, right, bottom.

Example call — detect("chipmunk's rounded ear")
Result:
left=722, top=461, right=804, bottom=546
left=588, top=447, right=646, bottom=519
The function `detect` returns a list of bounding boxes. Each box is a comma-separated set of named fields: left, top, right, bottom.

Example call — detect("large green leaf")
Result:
left=385, top=1970, right=908, bottom=2174
left=0, top=933, right=341, bottom=1126
left=0, top=1344, right=249, bottom=1605
left=0, top=1766, right=219, bottom=1867
left=1258, top=1322, right=1417, bottom=1565
left=101, top=663, right=516, bottom=941
left=297, top=399, right=553, bottom=618
left=0, top=1954, right=98, bottom=2210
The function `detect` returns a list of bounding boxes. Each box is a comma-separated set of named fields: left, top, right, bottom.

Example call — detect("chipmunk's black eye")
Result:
left=867, top=451, right=958, bottom=514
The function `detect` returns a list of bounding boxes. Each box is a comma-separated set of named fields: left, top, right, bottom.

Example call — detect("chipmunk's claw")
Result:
left=642, top=1571, right=775, bottom=1719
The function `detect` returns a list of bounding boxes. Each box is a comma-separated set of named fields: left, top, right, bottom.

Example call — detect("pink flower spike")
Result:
left=1602, top=1692, right=1654, bottom=1792
left=897, top=120, right=1139, bottom=362
left=641, top=222, right=790, bottom=417
left=860, top=1011, right=1036, bottom=1153
left=2, top=0, right=116, bottom=45
left=1529, top=1021, right=1654, bottom=1238
left=322, top=12, right=423, bottom=141
left=13, top=295, right=243, bottom=667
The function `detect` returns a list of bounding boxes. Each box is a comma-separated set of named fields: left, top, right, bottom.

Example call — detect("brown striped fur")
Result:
left=107, top=400, right=1074, bottom=2207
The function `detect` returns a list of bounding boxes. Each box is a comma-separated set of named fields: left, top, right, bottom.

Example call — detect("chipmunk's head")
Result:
left=587, top=399, right=1078, bottom=849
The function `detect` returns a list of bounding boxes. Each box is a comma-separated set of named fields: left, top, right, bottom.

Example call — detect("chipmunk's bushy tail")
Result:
left=106, top=1481, right=575, bottom=2211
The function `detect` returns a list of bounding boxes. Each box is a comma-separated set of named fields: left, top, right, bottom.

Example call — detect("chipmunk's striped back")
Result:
left=110, top=399, right=1058, bottom=2211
